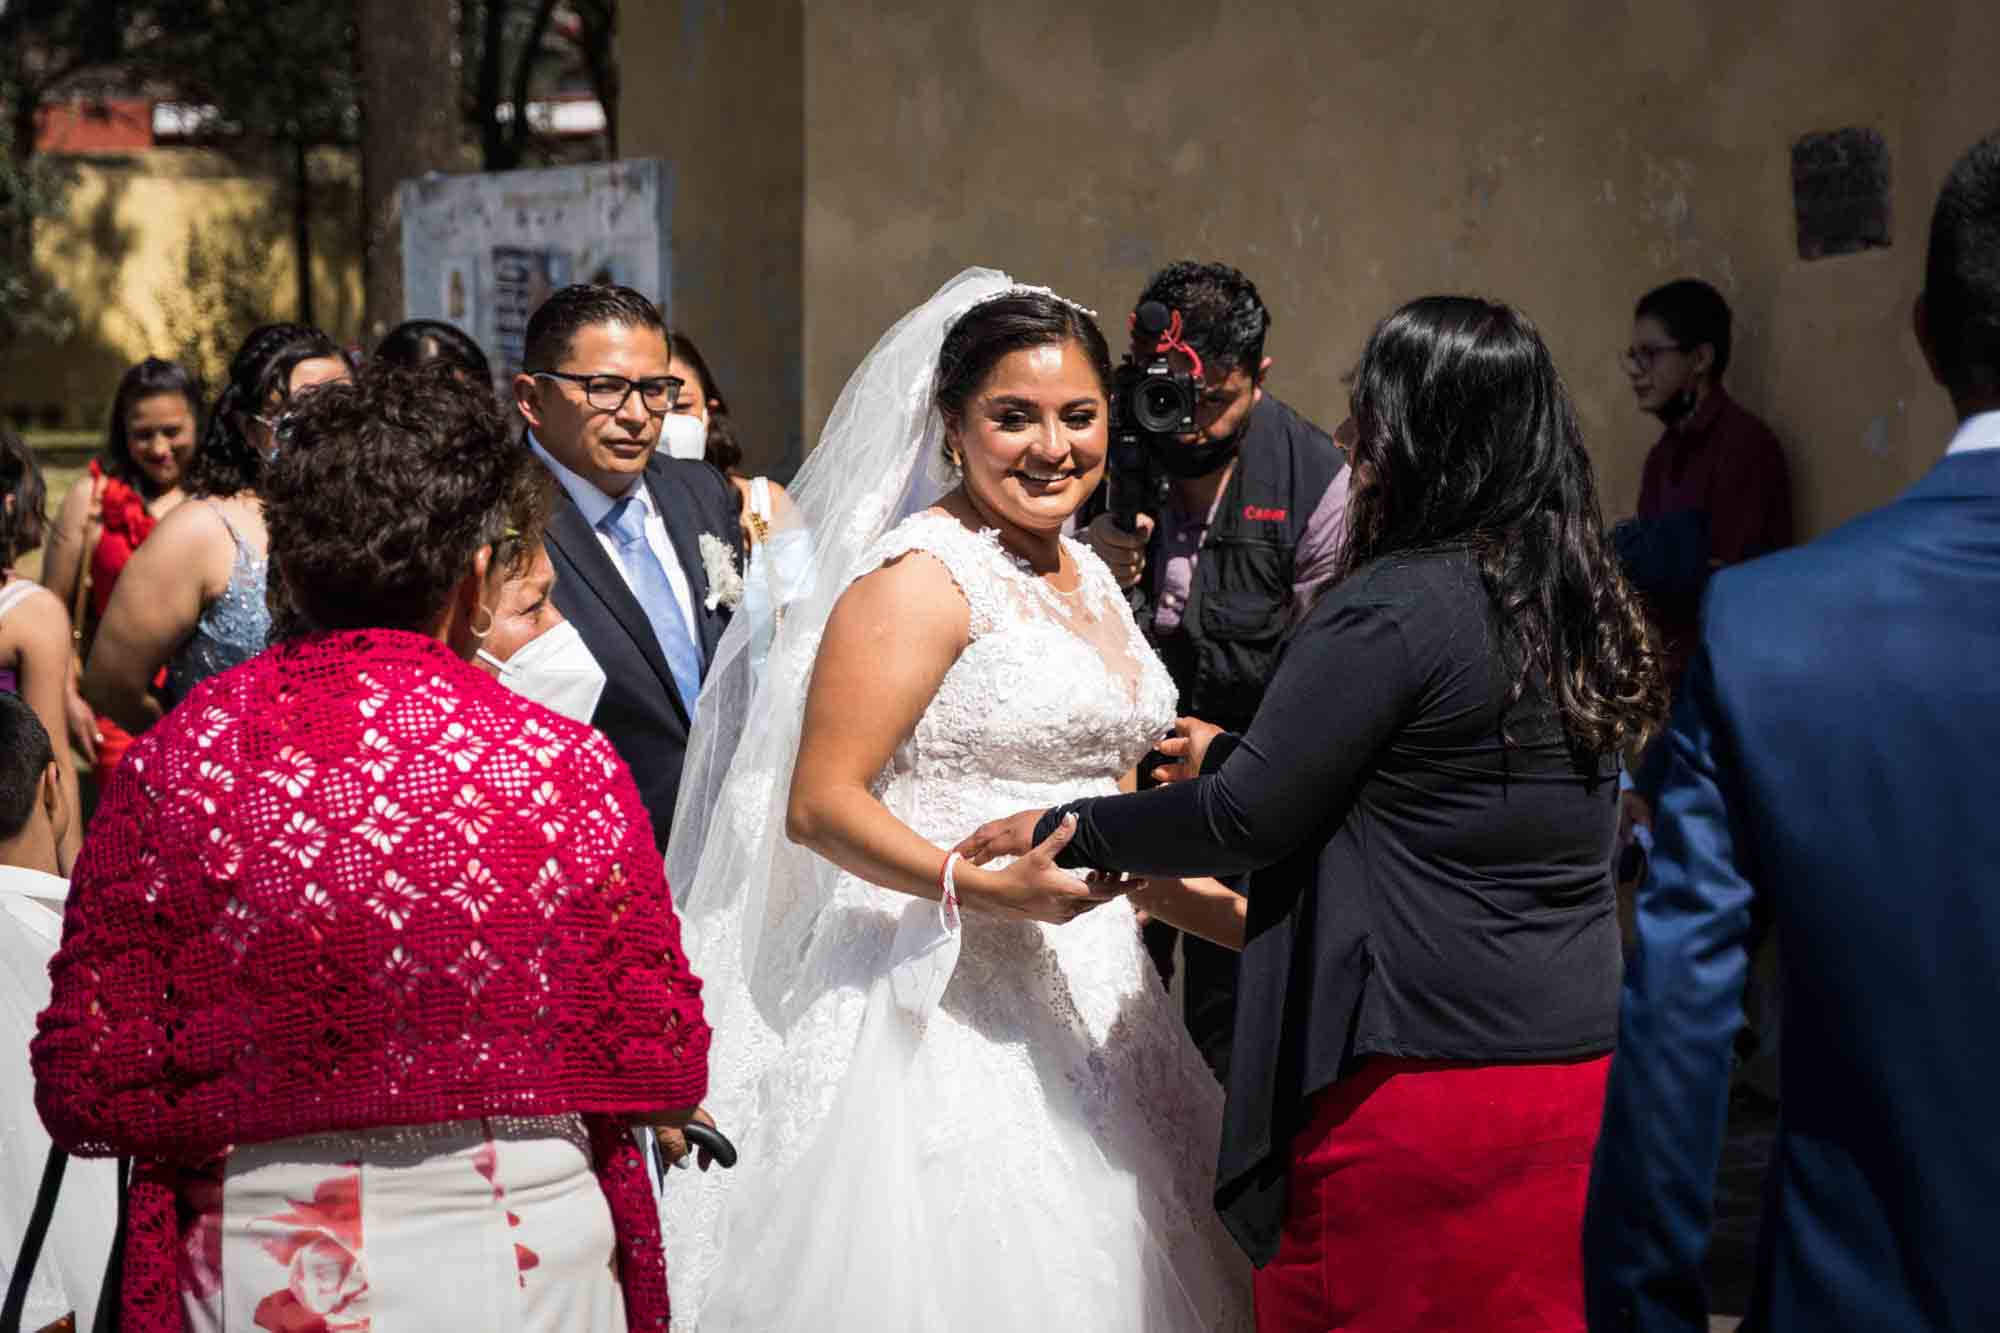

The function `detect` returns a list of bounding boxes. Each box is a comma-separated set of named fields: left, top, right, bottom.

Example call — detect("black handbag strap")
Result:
left=1, top=1143, right=69, bottom=1332
left=1, top=1146, right=127, bottom=1333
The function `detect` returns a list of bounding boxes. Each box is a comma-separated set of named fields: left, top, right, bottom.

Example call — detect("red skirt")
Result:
left=1254, top=1054, right=1610, bottom=1333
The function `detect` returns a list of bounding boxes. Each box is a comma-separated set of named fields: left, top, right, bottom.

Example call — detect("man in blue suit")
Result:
left=1584, top=131, right=2000, bottom=1331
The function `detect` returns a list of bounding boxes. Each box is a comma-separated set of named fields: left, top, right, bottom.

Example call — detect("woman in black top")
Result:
left=963, top=296, right=1665, bottom=1333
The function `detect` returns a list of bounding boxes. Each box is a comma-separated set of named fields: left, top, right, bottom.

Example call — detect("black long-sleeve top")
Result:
left=1040, top=548, right=1623, bottom=1263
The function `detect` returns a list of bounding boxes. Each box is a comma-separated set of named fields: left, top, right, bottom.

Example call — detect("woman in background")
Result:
left=83, top=323, right=348, bottom=732
left=665, top=329, right=808, bottom=680
left=41, top=356, right=202, bottom=777
left=0, top=430, right=81, bottom=864
left=376, top=317, right=493, bottom=385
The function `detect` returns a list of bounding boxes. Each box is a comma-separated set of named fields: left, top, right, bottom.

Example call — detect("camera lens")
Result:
left=1136, top=378, right=1190, bottom=434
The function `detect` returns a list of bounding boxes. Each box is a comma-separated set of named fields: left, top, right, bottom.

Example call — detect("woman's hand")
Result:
left=954, top=808, right=1046, bottom=866
left=957, top=814, right=1120, bottom=925
left=647, top=1104, right=722, bottom=1172
left=1155, top=715, right=1225, bottom=783
left=64, top=673, right=101, bottom=765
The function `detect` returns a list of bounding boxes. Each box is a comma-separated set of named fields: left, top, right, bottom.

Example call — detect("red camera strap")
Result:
left=1128, top=307, right=1205, bottom=382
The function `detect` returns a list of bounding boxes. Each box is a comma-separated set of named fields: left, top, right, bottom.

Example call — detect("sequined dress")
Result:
left=164, top=502, right=270, bottom=706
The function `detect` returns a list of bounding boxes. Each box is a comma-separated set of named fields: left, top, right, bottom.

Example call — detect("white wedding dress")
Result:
left=658, top=267, right=1251, bottom=1331
left=661, top=509, right=1251, bottom=1330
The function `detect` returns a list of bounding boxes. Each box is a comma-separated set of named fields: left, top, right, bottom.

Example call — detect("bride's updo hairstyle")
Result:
left=1340, top=296, right=1666, bottom=764
left=932, top=290, right=1114, bottom=437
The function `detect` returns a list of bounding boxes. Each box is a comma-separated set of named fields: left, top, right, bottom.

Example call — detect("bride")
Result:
left=660, top=269, right=1251, bottom=1330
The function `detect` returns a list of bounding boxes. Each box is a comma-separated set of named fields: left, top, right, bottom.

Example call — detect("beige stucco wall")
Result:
left=2, top=148, right=363, bottom=431
left=630, top=0, right=1999, bottom=537
left=628, top=0, right=805, bottom=469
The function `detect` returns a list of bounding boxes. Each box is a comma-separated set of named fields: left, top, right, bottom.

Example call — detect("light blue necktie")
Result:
left=601, top=495, right=703, bottom=718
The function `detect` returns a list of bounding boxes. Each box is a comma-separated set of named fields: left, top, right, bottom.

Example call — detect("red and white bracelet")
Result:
left=938, top=850, right=962, bottom=929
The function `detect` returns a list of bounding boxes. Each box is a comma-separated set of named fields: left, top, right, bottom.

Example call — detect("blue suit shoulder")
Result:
left=647, top=456, right=743, bottom=544
left=1701, top=456, right=1984, bottom=642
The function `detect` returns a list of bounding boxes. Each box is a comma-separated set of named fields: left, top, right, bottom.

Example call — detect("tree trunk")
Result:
left=356, top=0, right=458, bottom=343
left=292, top=137, right=314, bottom=327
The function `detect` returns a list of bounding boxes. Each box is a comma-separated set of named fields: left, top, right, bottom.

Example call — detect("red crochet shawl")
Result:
left=33, top=629, right=710, bottom=1331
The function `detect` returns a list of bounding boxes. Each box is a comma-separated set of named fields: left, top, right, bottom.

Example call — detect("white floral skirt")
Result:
left=180, top=1115, right=624, bottom=1333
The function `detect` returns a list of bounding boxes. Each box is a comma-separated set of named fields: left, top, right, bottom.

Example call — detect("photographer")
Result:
left=1086, top=260, right=1349, bottom=1078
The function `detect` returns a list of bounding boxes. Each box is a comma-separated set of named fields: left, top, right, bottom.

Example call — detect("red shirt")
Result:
left=1635, top=387, right=1793, bottom=683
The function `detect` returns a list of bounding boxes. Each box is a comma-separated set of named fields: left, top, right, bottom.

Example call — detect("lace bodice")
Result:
left=862, top=510, right=1179, bottom=812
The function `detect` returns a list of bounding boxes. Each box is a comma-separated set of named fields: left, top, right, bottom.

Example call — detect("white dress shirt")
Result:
left=1945, top=410, right=2000, bottom=456
left=527, top=434, right=701, bottom=644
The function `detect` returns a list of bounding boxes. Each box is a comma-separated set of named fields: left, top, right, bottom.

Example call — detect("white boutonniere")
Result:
left=699, top=533, right=744, bottom=611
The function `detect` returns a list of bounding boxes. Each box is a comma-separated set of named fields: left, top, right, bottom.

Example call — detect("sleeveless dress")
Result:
left=164, top=503, right=271, bottom=707
left=664, top=510, right=1252, bottom=1331
left=0, top=577, right=40, bottom=695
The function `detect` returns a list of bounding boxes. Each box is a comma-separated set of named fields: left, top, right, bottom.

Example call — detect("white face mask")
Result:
left=659, top=411, right=709, bottom=462
left=477, top=619, right=608, bottom=724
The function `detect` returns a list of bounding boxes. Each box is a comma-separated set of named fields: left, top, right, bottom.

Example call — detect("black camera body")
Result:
left=1106, top=300, right=1198, bottom=534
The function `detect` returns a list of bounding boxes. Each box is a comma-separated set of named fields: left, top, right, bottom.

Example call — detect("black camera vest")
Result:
left=1147, top=395, right=1344, bottom=732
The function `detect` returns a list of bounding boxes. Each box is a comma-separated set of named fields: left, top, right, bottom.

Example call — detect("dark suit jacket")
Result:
left=1584, top=447, right=2000, bottom=1331
left=542, top=455, right=742, bottom=852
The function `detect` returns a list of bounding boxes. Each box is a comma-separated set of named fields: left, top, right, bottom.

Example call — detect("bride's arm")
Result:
left=785, top=553, right=1109, bottom=924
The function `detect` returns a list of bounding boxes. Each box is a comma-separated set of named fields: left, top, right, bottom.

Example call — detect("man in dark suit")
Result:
left=512, top=284, right=743, bottom=853
left=1584, top=131, right=2000, bottom=1331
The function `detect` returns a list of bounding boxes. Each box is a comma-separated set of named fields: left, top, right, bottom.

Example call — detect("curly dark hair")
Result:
left=1340, top=296, right=1666, bottom=764
left=187, top=323, right=344, bottom=498
left=101, top=357, right=203, bottom=492
left=1635, top=278, right=1733, bottom=380
left=1136, top=260, right=1271, bottom=380
left=522, top=284, right=665, bottom=375
left=0, top=427, right=48, bottom=564
left=264, top=365, right=551, bottom=635
left=1925, top=130, right=2000, bottom=401
left=375, top=318, right=493, bottom=385
left=666, top=328, right=747, bottom=473
left=934, top=291, right=1113, bottom=425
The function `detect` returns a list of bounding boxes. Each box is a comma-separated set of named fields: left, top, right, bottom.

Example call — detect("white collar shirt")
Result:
left=527, top=433, right=699, bottom=636
left=1944, top=410, right=2000, bottom=456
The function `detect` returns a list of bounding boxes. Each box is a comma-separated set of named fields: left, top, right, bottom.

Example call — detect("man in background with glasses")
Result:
left=1616, top=278, right=1793, bottom=693
left=1611, top=277, right=1792, bottom=1108
left=513, top=283, right=745, bottom=854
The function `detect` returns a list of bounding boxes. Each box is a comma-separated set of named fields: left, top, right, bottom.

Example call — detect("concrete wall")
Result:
left=629, top=0, right=2000, bottom=537
left=1, top=147, right=363, bottom=431
left=627, top=0, right=805, bottom=470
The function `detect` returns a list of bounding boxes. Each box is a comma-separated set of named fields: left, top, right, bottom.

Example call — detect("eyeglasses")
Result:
left=535, top=371, right=684, bottom=414
left=1619, top=343, right=1686, bottom=372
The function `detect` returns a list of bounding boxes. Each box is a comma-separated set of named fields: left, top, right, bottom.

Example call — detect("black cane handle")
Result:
left=682, top=1122, right=739, bottom=1170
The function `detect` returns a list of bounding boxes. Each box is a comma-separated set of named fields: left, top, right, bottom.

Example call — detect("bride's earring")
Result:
left=942, top=438, right=963, bottom=475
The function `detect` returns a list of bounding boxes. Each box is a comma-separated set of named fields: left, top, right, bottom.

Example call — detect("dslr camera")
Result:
left=1106, top=300, right=1199, bottom=533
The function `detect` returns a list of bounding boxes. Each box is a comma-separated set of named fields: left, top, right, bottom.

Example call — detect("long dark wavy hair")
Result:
left=187, top=323, right=343, bottom=498
left=1340, top=296, right=1665, bottom=763
left=0, top=428, right=47, bottom=566
left=101, top=357, right=203, bottom=492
